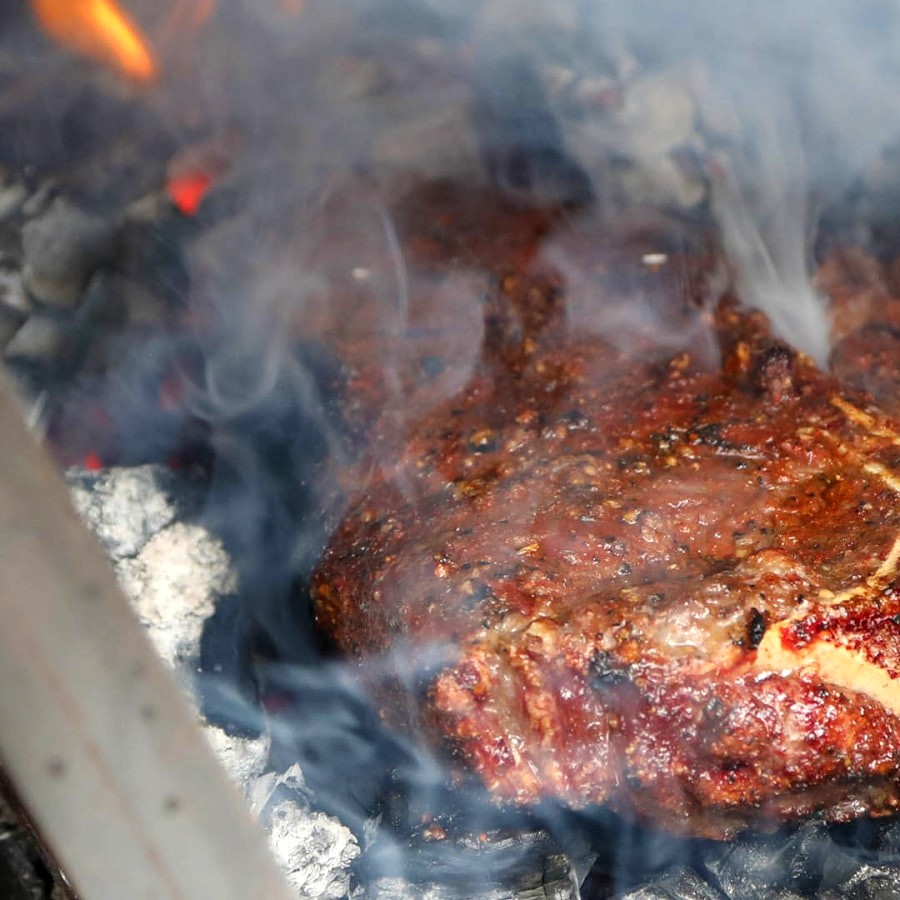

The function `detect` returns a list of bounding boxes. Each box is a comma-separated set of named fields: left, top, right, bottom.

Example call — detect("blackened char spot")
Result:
left=747, top=608, right=767, bottom=650
left=588, top=650, right=630, bottom=689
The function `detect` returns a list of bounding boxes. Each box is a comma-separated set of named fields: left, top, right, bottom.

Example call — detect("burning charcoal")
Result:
left=0, top=312, right=22, bottom=351
left=617, top=866, right=723, bottom=900
left=5, top=277, right=131, bottom=383
left=80, top=269, right=169, bottom=328
left=818, top=845, right=883, bottom=894
left=249, top=764, right=360, bottom=900
left=819, top=864, right=900, bottom=900
left=21, top=196, right=116, bottom=308
left=700, top=820, right=846, bottom=898
left=365, top=878, right=575, bottom=900
left=0, top=784, right=70, bottom=900
left=0, top=181, right=28, bottom=222
left=113, top=215, right=190, bottom=314
left=472, top=53, right=594, bottom=208
left=361, top=825, right=581, bottom=900
left=20, top=183, right=56, bottom=221
left=3, top=315, right=66, bottom=364
left=0, top=267, right=30, bottom=317
left=0, top=304, right=26, bottom=350
left=782, top=821, right=853, bottom=895
left=701, top=834, right=790, bottom=898
left=873, top=817, right=900, bottom=857
left=567, top=72, right=708, bottom=211
left=268, top=800, right=359, bottom=900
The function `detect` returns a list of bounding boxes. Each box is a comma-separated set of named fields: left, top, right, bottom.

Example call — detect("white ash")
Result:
left=67, top=465, right=187, bottom=564
left=66, top=464, right=361, bottom=897
left=249, top=765, right=360, bottom=900
left=203, top=724, right=271, bottom=787
left=66, top=464, right=234, bottom=674
left=114, top=521, right=236, bottom=668
left=67, top=465, right=255, bottom=764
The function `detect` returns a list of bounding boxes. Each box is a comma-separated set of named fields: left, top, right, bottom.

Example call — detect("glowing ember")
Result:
left=83, top=452, right=103, bottom=471
left=166, top=134, right=235, bottom=216
left=167, top=171, right=213, bottom=216
left=30, top=0, right=157, bottom=84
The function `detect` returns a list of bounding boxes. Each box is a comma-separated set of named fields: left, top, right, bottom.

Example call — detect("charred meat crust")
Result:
left=313, top=193, right=900, bottom=839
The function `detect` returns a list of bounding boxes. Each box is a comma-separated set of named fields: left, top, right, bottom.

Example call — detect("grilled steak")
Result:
left=312, top=185, right=900, bottom=839
left=818, top=245, right=900, bottom=418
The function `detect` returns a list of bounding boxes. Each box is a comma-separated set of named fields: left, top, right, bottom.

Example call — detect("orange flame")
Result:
left=30, top=0, right=157, bottom=84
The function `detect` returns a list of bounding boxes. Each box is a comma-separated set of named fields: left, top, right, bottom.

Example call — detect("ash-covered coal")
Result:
left=66, top=464, right=231, bottom=670
left=617, top=867, right=723, bottom=900
left=63, top=462, right=363, bottom=897
left=250, top=765, right=360, bottom=900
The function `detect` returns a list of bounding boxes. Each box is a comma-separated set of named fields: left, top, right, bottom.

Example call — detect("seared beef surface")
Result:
left=313, top=184, right=900, bottom=839
left=818, top=245, right=900, bottom=418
